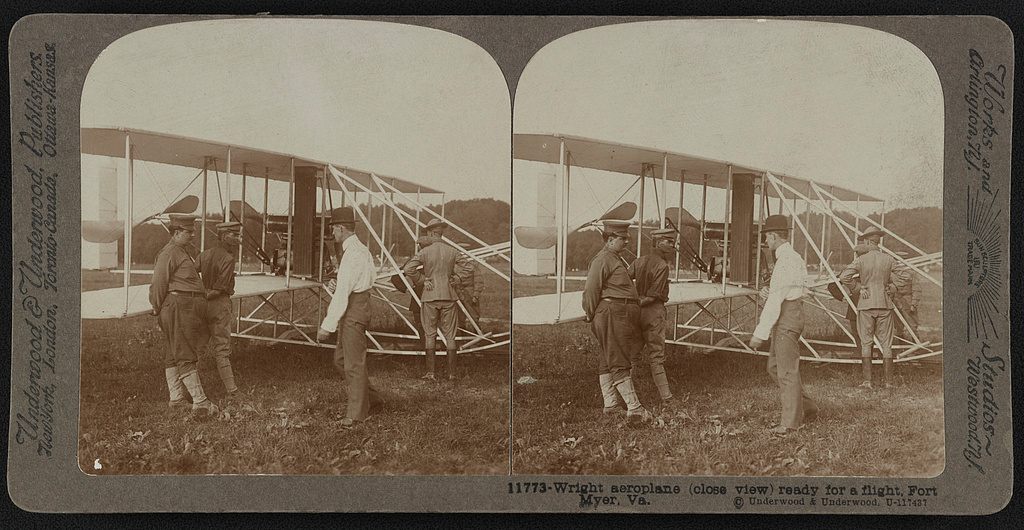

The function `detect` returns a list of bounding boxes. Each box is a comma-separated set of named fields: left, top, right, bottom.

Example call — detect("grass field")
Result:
left=511, top=272, right=944, bottom=477
left=79, top=267, right=510, bottom=475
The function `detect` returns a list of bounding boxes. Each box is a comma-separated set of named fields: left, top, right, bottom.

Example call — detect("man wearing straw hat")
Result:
left=583, top=219, right=651, bottom=424
left=838, top=228, right=908, bottom=389
left=198, top=221, right=242, bottom=396
left=317, top=206, right=384, bottom=427
left=404, top=218, right=473, bottom=380
left=149, top=214, right=219, bottom=417
left=627, top=227, right=677, bottom=405
left=749, top=214, right=817, bottom=436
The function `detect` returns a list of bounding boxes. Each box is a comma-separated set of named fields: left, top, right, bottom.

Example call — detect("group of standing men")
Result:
left=150, top=214, right=241, bottom=417
left=151, top=207, right=480, bottom=427
left=582, top=220, right=676, bottom=425
left=583, top=213, right=918, bottom=435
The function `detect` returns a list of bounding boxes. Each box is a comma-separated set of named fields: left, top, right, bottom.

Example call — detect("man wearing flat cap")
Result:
left=149, top=214, right=218, bottom=416
left=627, top=227, right=677, bottom=405
left=583, top=219, right=650, bottom=424
left=198, top=221, right=242, bottom=396
left=838, top=228, right=910, bottom=389
left=749, top=214, right=817, bottom=436
left=404, top=218, right=473, bottom=380
left=317, top=207, right=384, bottom=426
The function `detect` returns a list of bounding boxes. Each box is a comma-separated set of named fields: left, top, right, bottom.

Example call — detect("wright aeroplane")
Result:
left=80, top=127, right=510, bottom=357
left=512, top=133, right=942, bottom=364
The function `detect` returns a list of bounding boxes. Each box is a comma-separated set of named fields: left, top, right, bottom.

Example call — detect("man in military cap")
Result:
left=456, top=242, right=485, bottom=325
left=316, top=207, right=384, bottom=426
left=749, top=214, right=817, bottom=435
left=838, top=229, right=909, bottom=389
left=198, top=221, right=241, bottom=396
left=390, top=235, right=434, bottom=352
left=149, top=214, right=219, bottom=416
left=627, top=227, right=676, bottom=404
left=404, top=218, right=473, bottom=380
left=583, top=219, right=650, bottom=424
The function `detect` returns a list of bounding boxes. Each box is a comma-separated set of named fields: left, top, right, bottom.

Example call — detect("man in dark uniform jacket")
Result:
left=198, top=221, right=241, bottom=395
left=149, top=214, right=218, bottom=416
left=628, top=227, right=676, bottom=404
left=583, top=219, right=650, bottom=424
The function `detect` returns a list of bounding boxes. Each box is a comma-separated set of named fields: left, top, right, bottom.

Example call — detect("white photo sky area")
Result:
left=514, top=19, right=944, bottom=228
left=81, top=19, right=510, bottom=221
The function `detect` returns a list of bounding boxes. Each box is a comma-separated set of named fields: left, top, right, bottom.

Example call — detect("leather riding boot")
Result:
left=859, top=357, right=873, bottom=389
left=447, top=348, right=458, bottom=380
left=423, top=348, right=436, bottom=379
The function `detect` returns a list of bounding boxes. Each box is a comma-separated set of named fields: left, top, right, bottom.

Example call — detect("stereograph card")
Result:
left=6, top=15, right=1014, bottom=513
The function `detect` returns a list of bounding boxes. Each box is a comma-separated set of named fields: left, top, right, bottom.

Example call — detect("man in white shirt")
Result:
left=749, top=215, right=817, bottom=435
left=317, top=207, right=383, bottom=426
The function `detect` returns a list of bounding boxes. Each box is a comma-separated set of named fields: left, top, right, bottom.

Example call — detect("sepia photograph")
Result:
left=511, top=19, right=944, bottom=477
left=77, top=19, right=511, bottom=475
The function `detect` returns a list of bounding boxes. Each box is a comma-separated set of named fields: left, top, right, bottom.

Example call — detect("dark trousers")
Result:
left=637, top=303, right=667, bottom=368
left=591, top=300, right=641, bottom=383
left=334, top=291, right=382, bottom=421
left=767, top=299, right=817, bottom=429
left=158, top=293, right=208, bottom=374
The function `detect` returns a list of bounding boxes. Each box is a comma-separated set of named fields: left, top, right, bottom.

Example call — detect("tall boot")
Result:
left=650, top=364, right=673, bottom=402
left=215, top=357, right=238, bottom=394
left=599, top=373, right=623, bottom=414
left=614, top=377, right=651, bottom=424
left=181, top=370, right=218, bottom=416
left=447, top=348, right=458, bottom=380
left=164, top=367, right=188, bottom=409
left=422, top=348, right=436, bottom=380
left=883, top=358, right=894, bottom=389
left=859, top=357, right=873, bottom=389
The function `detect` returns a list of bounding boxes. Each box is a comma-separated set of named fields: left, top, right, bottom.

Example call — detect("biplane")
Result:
left=512, top=133, right=942, bottom=364
left=80, top=127, right=510, bottom=357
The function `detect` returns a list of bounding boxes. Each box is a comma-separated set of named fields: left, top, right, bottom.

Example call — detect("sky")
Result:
left=513, top=19, right=944, bottom=230
left=80, top=18, right=510, bottom=220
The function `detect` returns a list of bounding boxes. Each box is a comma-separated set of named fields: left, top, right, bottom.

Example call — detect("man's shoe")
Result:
left=168, top=398, right=190, bottom=411
left=857, top=381, right=873, bottom=390
left=626, top=407, right=652, bottom=425
left=191, top=400, right=219, bottom=417
left=769, top=425, right=794, bottom=436
left=421, top=372, right=436, bottom=381
left=339, top=417, right=356, bottom=428
left=603, top=405, right=625, bottom=415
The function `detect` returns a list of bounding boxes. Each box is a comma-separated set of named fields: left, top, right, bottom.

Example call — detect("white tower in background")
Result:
left=512, top=168, right=555, bottom=276
left=81, top=156, right=118, bottom=270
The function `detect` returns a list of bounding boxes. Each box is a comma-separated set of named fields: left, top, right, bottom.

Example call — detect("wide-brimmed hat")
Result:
left=425, top=218, right=448, bottom=232
left=857, top=229, right=885, bottom=241
left=168, top=214, right=197, bottom=232
left=761, top=214, right=791, bottom=234
left=328, top=206, right=356, bottom=226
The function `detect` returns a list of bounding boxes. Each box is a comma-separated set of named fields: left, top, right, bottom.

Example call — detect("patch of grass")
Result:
left=512, top=321, right=943, bottom=477
left=80, top=315, right=509, bottom=476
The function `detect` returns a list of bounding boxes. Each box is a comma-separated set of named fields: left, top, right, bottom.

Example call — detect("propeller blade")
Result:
left=663, top=206, right=701, bottom=229
left=162, top=195, right=199, bottom=215
left=514, top=226, right=557, bottom=250
left=81, top=220, right=125, bottom=243
left=229, top=200, right=264, bottom=223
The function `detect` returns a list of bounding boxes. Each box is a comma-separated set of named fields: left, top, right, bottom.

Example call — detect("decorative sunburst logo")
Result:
left=966, top=186, right=1003, bottom=342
